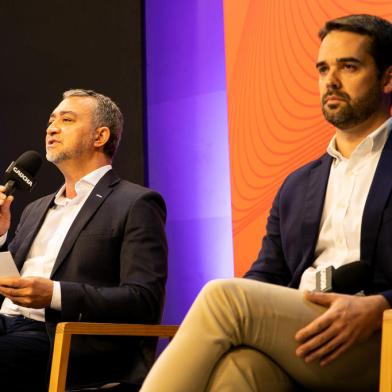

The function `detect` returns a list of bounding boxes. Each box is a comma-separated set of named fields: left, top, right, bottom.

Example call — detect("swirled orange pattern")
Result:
left=223, top=0, right=392, bottom=276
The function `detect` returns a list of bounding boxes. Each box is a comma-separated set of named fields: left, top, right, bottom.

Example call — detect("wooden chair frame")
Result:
left=380, top=310, right=392, bottom=392
left=48, top=322, right=179, bottom=392
left=49, top=314, right=392, bottom=391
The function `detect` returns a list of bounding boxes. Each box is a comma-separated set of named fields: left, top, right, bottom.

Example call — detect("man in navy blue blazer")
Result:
left=141, top=14, right=392, bottom=392
left=0, top=89, right=167, bottom=391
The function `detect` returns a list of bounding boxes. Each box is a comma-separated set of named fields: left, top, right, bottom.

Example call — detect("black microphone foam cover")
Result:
left=14, top=150, right=43, bottom=176
left=3, top=150, right=43, bottom=195
left=332, top=261, right=370, bottom=295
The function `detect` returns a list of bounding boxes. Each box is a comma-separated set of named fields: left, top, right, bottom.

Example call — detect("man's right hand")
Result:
left=0, top=186, right=13, bottom=236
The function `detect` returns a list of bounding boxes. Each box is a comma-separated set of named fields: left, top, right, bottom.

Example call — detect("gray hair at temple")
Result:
left=319, top=14, right=392, bottom=78
left=63, top=88, right=124, bottom=159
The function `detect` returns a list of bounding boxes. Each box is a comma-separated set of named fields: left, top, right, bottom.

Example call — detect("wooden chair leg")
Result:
left=379, top=310, right=392, bottom=392
left=49, top=324, right=72, bottom=392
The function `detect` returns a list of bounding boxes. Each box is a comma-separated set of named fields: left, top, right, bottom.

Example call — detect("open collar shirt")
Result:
left=299, top=118, right=392, bottom=291
left=0, top=165, right=111, bottom=321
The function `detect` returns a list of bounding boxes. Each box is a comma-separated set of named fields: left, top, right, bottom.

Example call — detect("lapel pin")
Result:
left=96, top=194, right=103, bottom=198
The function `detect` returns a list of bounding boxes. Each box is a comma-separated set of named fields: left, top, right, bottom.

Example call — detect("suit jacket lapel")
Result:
left=299, top=154, right=332, bottom=270
left=14, top=195, right=55, bottom=270
left=361, top=133, right=392, bottom=263
left=50, top=170, right=120, bottom=277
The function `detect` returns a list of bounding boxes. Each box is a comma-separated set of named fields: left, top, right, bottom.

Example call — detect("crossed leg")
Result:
left=141, top=279, right=380, bottom=392
left=206, top=346, right=299, bottom=391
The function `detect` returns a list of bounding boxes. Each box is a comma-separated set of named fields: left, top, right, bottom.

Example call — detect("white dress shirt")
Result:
left=299, top=118, right=392, bottom=291
left=0, top=165, right=111, bottom=321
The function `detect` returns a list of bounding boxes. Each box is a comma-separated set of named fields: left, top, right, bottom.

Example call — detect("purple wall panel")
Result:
left=145, top=0, right=233, bottom=323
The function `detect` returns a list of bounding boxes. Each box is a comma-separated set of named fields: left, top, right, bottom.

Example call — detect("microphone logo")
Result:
left=12, top=166, right=33, bottom=188
left=3, top=151, right=42, bottom=195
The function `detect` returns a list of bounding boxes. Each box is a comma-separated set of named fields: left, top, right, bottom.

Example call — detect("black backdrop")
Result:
left=0, top=0, right=145, bottom=237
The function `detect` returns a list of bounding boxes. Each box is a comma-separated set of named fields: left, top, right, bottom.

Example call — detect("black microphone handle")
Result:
left=3, top=180, right=16, bottom=197
left=332, top=261, right=369, bottom=294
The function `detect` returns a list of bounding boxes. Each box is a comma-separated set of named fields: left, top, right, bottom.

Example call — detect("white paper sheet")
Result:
left=0, top=251, right=20, bottom=277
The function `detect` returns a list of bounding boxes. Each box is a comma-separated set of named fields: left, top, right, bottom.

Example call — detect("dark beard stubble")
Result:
left=321, top=83, right=382, bottom=130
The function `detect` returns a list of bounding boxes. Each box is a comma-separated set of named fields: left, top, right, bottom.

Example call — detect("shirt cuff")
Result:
left=0, top=232, right=7, bottom=247
left=50, top=281, right=62, bottom=311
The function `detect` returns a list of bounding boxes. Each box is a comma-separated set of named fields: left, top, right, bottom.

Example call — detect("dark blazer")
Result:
left=245, top=133, right=392, bottom=306
left=5, top=169, right=168, bottom=386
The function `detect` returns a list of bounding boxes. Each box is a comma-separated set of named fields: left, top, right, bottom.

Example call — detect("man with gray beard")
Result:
left=0, top=89, right=167, bottom=391
left=140, top=14, right=392, bottom=392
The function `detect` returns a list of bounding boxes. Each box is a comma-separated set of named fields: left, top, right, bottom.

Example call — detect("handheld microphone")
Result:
left=315, top=261, right=371, bottom=295
left=3, top=151, right=43, bottom=196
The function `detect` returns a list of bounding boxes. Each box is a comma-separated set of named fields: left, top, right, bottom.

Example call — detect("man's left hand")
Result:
left=0, top=277, right=53, bottom=308
left=295, top=291, right=389, bottom=366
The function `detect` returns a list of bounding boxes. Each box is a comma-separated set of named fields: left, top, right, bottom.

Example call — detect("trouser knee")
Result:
left=199, top=278, right=240, bottom=301
left=194, top=278, right=247, bottom=316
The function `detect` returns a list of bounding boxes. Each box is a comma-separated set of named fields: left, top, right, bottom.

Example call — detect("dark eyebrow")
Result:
left=316, top=57, right=362, bottom=69
left=336, top=57, right=362, bottom=64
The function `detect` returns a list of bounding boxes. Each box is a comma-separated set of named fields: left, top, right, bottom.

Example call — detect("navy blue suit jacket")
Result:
left=245, top=133, right=392, bottom=306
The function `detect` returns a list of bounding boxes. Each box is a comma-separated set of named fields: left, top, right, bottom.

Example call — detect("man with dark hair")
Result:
left=0, top=89, right=168, bottom=391
left=319, top=14, right=392, bottom=77
left=140, top=14, right=392, bottom=392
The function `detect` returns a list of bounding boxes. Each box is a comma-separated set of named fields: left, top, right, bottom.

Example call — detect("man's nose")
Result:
left=46, top=123, right=60, bottom=135
left=325, top=69, right=341, bottom=90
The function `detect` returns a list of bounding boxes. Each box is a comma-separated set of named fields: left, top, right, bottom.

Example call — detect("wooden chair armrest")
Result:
left=49, top=322, right=178, bottom=392
left=379, top=310, right=392, bottom=392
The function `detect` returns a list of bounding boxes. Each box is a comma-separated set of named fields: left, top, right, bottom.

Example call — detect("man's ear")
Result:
left=382, top=66, right=392, bottom=94
left=94, top=127, right=110, bottom=148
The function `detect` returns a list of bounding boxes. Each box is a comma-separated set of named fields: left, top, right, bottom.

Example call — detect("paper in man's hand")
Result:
left=0, top=252, right=20, bottom=277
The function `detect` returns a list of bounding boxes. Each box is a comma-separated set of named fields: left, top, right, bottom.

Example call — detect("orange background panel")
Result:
left=223, top=0, right=392, bottom=276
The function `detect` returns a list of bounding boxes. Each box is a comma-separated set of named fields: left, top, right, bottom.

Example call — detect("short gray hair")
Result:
left=63, top=88, right=124, bottom=158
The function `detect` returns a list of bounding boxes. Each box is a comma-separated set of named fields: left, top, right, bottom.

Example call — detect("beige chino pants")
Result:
left=141, top=279, right=381, bottom=392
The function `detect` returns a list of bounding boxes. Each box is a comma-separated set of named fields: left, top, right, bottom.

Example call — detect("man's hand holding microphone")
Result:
left=0, top=186, right=13, bottom=238
left=0, top=151, right=54, bottom=309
